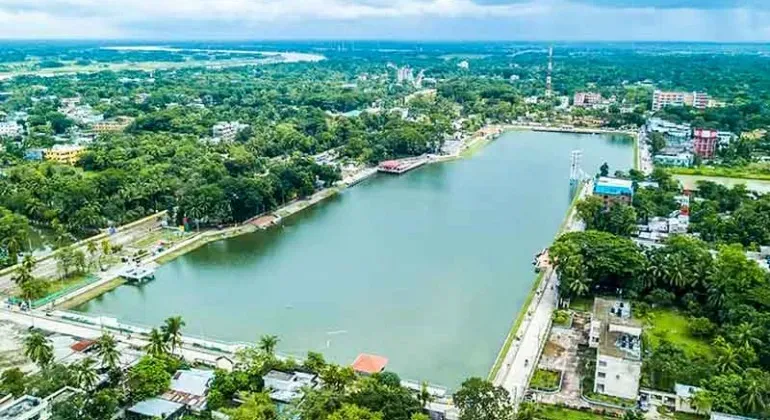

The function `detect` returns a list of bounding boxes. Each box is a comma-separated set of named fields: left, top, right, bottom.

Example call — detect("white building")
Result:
left=0, top=121, right=22, bottom=137
left=262, top=370, right=319, bottom=403
left=674, top=383, right=703, bottom=414
left=212, top=121, right=249, bottom=143
left=162, top=369, right=215, bottom=413
left=0, top=395, right=50, bottom=420
left=589, top=298, right=642, bottom=400
left=652, top=90, right=709, bottom=111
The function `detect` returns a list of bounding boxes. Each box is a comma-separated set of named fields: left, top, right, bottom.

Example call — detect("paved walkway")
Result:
left=493, top=180, right=591, bottom=406
left=535, top=314, right=590, bottom=408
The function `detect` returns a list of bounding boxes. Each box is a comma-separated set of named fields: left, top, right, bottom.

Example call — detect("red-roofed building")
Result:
left=70, top=339, right=95, bottom=353
left=351, top=353, right=389, bottom=375
left=693, top=128, right=718, bottom=159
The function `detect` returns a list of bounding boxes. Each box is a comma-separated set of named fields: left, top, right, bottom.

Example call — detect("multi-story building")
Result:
left=652, top=90, right=709, bottom=111
left=92, top=116, right=134, bottom=134
left=654, top=152, right=694, bottom=167
left=593, top=177, right=634, bottom=207
left=692, top=128, right=719, bottom=159
left=0, top=394, right=50, bottom=420
left=646, top=118, right=691, bottom=147
left=44, top=144, right=85, bottom=165
left=0, top=121, right=22, bottom=137
left=212, top=121, right=249, bottom=143
left=589, top=298, right=643, bottom=400
left=573, top=92, right=602, bottom=107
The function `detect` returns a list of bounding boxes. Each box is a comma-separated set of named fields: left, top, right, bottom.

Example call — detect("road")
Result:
left=493, top=180, right=590, bottom=406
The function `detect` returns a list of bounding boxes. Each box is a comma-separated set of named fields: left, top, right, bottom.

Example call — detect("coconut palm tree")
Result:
left=23, top=332, right=53, bottom=368
left=13, top=255, right=36, bottom=287
left=665, top=255, right=688, bottom=289
left=145, top=328, right=169, bottom=357
left=72, top=357, right=99, bottom=390
left=418, top=381, right=434, bottom=410
left=741, top=378, right=766, bottom=415
left=732, top=322, right=762, bottom=350
left=162, top=316, right=186, bottom=355
left=690, top=390, right=713, bottom=415
left=258, top=335, right=279, bottom=356
left=95, top=333, right=120, bottom=370
left=715, top=342, right=741, bottom=374
left=86, top=241, right=98, bottom=269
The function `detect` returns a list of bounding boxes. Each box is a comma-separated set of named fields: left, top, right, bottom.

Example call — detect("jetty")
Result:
left=378, top=156, right=430, bottom=174
left=119, top=266, right=156, bottom=283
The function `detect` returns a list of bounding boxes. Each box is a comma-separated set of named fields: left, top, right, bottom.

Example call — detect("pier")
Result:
left=377, top=156, right=430, bottom=174
left=119, top=265, right=156, bottom=283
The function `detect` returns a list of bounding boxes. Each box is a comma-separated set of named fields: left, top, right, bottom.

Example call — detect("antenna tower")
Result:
left=546, top=45, right=553, bottom=98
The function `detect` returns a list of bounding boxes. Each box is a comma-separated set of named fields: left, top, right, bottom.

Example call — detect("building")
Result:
left=674, top=383, right=703, bottom=414
left=161, top=369, right=215, bottom=413
left=126, top=398, right=185, bottom=420
left=589, top=298, right=643, bottom=400
left=652, top=90, right=710, bottom=111
left=24, top=149, right=45, bottom=161
left=710, top=413, right=756, bottom=420
left=653, top=152, right=694, bottom=167
left=60, top=104, right=104, bottom=125
left=717, top=131, right=736, bottom=146
left=351, top=353, right=389, bottom=375
left=693, top=128, right=719, bottom=159
left=262, top=370, right=319, bottom=403
left=593, top=177, right=634, bottom=207
left=212, top=121, right=249, bottom=143
left=573, top=92, right=602, bottom=107
left=43, top=145, right=85, bottom=165
left=0, top=395, right=50, bottom=420
left=92, top=116, right=134, bottom=134
left=646, top=118, right=691, bottom=146
left=0, top=122, right=22, bottom=137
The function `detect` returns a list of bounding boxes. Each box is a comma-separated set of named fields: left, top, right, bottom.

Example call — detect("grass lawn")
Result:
left=531, top=368, right=561, bottom=391
left=643, top=308, right=713, bottom=358
left=584, top=391, right=637, bottom=409
left=570, top=296, right=593, bottom=312
left=666, top=164, right=770, bottom=181
left=538, top=405, right=617, bottom=420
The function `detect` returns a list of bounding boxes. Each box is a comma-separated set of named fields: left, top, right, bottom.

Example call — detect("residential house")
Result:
left=0, top=122, right=22, bottom=137
left=351, top=353, right=389, bottom=375
left=126, top=398, right=185, bottom=420
left=92, top=116, right=135, bottom=134
left=262, top=370, right=319, bottom=403
left=161, top=369, right=215, bottom=413
left=0, top=395, right=50, bottom=420
left=674, top=383, right=703, bottom=414
left=653, top=152, right=694, bottom=167
left=212, top=121, right=249, bottom=143
left=589, top=298, right=643, bottom=400
left=593, top=177, right=634, bottom=207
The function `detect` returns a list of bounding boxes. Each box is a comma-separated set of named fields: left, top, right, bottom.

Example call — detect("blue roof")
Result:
left=128, top=398, right=184, bottom=418
left=594, top=177, right=634, bottom=196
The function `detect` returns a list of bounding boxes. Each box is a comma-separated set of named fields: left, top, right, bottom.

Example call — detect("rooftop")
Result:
left=169, top=369, right=215, bottom=397
left=674, top=383, right=702, bottom=399
left=593, top=298, right=642, bottom=360
left=263, top=370, right=318, bottom=403
left=351, top=353, right=389, bottom=375
left=0, top=396, right=47, bottom=420
left=128, top=397, right=184, bottom=419
left=594, top=177, right=634, bottom=196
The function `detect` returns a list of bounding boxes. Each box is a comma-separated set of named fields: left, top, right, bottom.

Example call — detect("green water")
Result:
left=74, top=131, right=632, bottom=386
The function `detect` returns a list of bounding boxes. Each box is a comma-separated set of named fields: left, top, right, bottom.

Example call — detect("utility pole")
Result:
left=545, top=44, right=553, bottom=98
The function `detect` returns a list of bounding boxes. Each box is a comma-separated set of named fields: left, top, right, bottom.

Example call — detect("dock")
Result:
left=377, top=156, right=430, bottom=174
left=119, top=266, right=156, bottom=283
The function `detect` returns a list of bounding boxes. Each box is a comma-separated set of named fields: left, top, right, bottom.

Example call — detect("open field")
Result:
left=668, top=165, right=770, bottom=182
left=642, top=309, right=713, bottom=358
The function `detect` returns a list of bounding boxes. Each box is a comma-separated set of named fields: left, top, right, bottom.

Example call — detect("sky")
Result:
left=0, top=0, right=768, bottom=41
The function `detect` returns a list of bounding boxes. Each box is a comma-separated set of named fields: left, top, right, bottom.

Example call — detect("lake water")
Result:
left=74, top=131, right=632, bottom=387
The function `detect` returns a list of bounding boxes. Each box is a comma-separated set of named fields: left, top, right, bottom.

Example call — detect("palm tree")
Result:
left=732, top=322, right=762, bottom=350
left=162, top=316, right=186, bottom=355
left=23, top=332, right=53, bottom=368
left=95, top=333, right=121, bottom=370
left=741, top=378, right=766, bottom=415
left=418, top=381, right=434, bottom=410
left=145, top=328, right=169, bottom=357
left=13, top=256, right=36, bottom=286
left=708, top=285, right=726, bottom=310
left=100, top=239, right=112, bottom=257
left=665, top=255, right=688, bottom=289
left=715, top=342, right=741, bottom=374
left=690, top=390, right=713, bottom=415
left=72, top=357, right=99, bottom=390
left=86, top=241, right=98, bottom=269
left=258, top=335, right=279, bottom=355
left=516, top=402, right=542, bottom=420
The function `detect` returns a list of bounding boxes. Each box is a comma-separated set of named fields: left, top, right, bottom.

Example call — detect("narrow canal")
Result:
left=74, top=131, right=633, bottom=387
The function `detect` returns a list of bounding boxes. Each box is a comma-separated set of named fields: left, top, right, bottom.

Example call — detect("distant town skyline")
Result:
left=0, top=0, right=768, bottom=41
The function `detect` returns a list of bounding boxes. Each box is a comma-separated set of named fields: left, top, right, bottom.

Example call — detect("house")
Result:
left=92, top=116, right=134, bottom=134
left=0, top=395, right=50, bottom=420
left=0, top=122, right=22, bottom=137
left=654, top=153, right=693, bottom=167
left=212, top=121, right=249, bottom=143
left=262, top=370, right=319, bottom=403
left=24, top=148, right=45, bottom=161
left=351, top=353, right=389, bottom=375
left=589, top=298, right=642, bottom=400
left=593, top=177, right=634, bottom=207
left=126, top=398, right=185, bottom=420
left=161, top=369, right=215, bottom=412
left=43, top=145, right=85, bottom=165
left=215, top=356, right=234, bottom=371
left=674, top=383, right=703, bottom=414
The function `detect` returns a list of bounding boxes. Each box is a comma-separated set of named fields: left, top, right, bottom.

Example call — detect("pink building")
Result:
left=693, top=128, right=718, bottom=159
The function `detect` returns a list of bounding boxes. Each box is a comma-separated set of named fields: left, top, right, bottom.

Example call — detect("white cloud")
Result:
left=0, top=0, right=766, bottom=40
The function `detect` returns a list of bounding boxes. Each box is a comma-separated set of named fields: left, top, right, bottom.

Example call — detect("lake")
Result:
left=74, top=130, right=633, bottom=387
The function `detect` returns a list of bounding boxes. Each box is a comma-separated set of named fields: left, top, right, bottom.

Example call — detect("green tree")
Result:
left=690, top=390, right=713, bottom=415
left=0, top=368, right=26, bottom=397
left=145, top=328, right=169, bottom=357
left=303, top=351, right=327, bottom=374
left=599, top=162, right=610, bottom=177
left=72, top=357, right=99, bottom=390
left=418, top=381, right=434, bottom=410
left=162, top=316, right=186, bottom=355
left=94, top=333, right=120, bottom=370
left=328, top=404, right=383, bottom=420
left=23, top=331, right=54, bottom=368
left=454, top=377, right=514, bottom=420
left=126, top=356, right=172, bottom=402
left=224, top=392, right=277, bottom=420
left=515, top=402, right=541, bottom=420
left=258, top=334, right=279, bottom=356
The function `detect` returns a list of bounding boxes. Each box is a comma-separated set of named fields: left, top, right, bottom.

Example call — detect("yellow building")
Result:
left=44, top=145, right=85, bottom=165
left=92, top=116, right=134, bottom=134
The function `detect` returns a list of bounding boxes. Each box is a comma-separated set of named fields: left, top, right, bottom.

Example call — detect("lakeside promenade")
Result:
left=492, top=179, right=591, bottom=406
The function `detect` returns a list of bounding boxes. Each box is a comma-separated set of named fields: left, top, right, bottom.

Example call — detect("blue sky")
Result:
left=0, top=0, right=767, bottom=41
